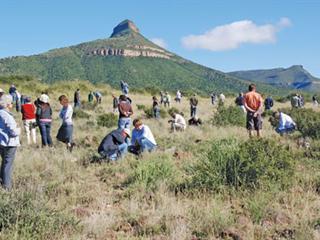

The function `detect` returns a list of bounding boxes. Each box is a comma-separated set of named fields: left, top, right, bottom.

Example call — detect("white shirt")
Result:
left=175, top=114, right=186, bottom=129
left=131, top=124, right=157, bottom=146
left=278, top=112, right=295, bottom=130
left=176, top=91, right=181, bottom=99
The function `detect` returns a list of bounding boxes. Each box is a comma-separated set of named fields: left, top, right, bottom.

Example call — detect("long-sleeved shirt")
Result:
left=174, top=114, right=186, bottom=129
left=118, top=101, right=133, bottom=118
left=98, top=129, right=125, bottom=154
left=0, top=109, right=20, bottom=147
left=59, top=104, right=73, bottom=125
left=278, top=112, right=296, bottom=131
left=131, top=124, right=157, bottom=146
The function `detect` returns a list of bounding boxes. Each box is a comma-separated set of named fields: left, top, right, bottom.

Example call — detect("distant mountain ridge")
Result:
left=229, top=65, right=320, bottom=91
left=0, top=19, right=285, bottom=95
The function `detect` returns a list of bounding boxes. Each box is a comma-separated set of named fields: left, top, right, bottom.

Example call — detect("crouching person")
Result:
left=0, top=95, right=20, bottom=190
left=98, top=128, right=130, bottom=161
left=129, top=119, right=157, bottom=155
left=169, top=112, right=186, bottom=132
left=273, top=111, right=296, bottom=135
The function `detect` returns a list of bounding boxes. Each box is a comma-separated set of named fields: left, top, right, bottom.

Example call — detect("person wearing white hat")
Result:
left=98, top=128, right=130, bottom=161
left=0, top=94, right=20, bottom=190
left=0, top=89, right=4, bottom=98
left=36, top=94, right=53, bottom=147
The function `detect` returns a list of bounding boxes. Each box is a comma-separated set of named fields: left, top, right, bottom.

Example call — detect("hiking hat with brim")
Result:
left=123, top=128, right=131, bottom=138
left=0, top=94, right=13, bottom=108
left=39, top=94, right=49, bottom=103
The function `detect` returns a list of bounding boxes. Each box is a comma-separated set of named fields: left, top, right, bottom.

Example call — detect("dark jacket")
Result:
left=189, top=97, right=198, bottom=107
left=235, top=96, right=244, bottom=106
left=98, top=129, right=125, bottom=154
left=264, top=97, right=274, bottom=110
left=36, top=103, right=52, bottom=121
left=118, top=101, right=133, bottom=118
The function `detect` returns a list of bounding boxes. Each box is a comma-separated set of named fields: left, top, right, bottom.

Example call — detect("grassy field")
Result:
left=0, top=80, right=320, bottom=240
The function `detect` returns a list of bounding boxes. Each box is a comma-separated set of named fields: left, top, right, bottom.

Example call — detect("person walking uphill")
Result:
left=0, top=94, right=21, bottom=190
left=36, top=94, right=53, bottom=147
left=244, top=84, right=263, bottom=138
left=189, top=94, right=198, bottom=118
left=57, top=95, right=74, bottom=152
left=21, top=97, right=37, bottom=145
left=118, top=95, right=133, bottom=130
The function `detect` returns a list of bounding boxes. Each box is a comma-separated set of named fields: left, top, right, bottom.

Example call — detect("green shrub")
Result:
left=73, top=109, right=90, bottom=119
left=167, top=107, right=179, bottom=116
left=136, top=104, right=147, bottom=111
left=143, top=107, right=168, bottom=119
left=212, top=105, right=246, bottom=127
left=189, top=138, right=294, bottom=191
left=97, top=113, right=118, bottom=128
left=126, top=156, right=177, bottom=191
left=280, top=108, right=320, bottom=139
left=0, top=191, right=78, bottom=239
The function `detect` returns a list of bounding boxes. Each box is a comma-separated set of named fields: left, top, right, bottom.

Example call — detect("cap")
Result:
left=0, top=94, right=13, bottom=108
left=0, top=88, right=4, bottom=93
left=123, top=128, right=131, bottom=138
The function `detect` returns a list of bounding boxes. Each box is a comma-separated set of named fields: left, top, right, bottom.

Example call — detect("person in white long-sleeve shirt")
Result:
left=129, top=119, right=157, bottom=155
left=273, top=111, right=296, bottom=135
left=0, top=94, right=20, bottom=190
left=169, top=112, right=186, bottom=132
left=56, top=95, right=74, bottom=151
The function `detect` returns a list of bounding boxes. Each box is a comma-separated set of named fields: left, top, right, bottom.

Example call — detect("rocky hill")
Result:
left=0, top=19, right=284, bottom=95
left=229, top=65, right=320, bottom=92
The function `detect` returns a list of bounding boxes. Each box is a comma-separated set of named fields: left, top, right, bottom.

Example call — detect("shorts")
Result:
left=246, top=111, right=262, bottom=131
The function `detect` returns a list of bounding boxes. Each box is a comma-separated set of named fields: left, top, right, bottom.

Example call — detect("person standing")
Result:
left=152, top=96, right=160, bottom=119
left=95, top=91, right=102, bottom=104
left=118, top=95, right=133, bottom=130
left=98, top=128, right=130, bottom=161
left=312, top=94, right=318, bottom=107
left=175, top=90, right=182, bottom=103
left=112, top=94, right=119, bottom=113
left=0, top=94, right=21, bottom=190
left=235, top=92, right=246, bottom=112
left=120, top=81, right=129, bottom=96
left=36, top=94, right=53, bottom=147
left=189, top=94, right=198, bottom=118
left=244, top=84, right=263, bottom=138
left=291, top=94, right=300, bottom=108
left=160, top=91, right=164, bottom=105
left=219, top=93, right=226, bottom=106
left=15, top=91, right=21, bottom=112
left=88, top=91, right=94, bottom=103
left=74, top=89, right=81, bottom=109
left=57, top=95, right=74, bottom=152
left=163, top=92, right=171, bottom=108
left=264, top=96, right=274, bottom=111
left=21, top=97, right=37, bottom=145
left=211, top=92, right=217, bottom=105
left=9, top=85, right=16, bottom=103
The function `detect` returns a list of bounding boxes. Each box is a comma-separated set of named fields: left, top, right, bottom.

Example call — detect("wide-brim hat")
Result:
left=39, top=94, right=49, bottom=103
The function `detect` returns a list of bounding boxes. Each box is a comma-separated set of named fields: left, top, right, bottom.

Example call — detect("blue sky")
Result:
left=0, top=0, right=319, bottom=76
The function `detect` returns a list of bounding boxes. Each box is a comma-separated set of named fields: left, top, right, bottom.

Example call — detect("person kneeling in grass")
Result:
left=57, top=95, right=75, bottom=152
left=272, top=111, right=296, bottom=136
left=168, top=112, right=186, bottom=132
left=98, top=128, right=130, bottom=161
left=129, top=119, right=157, bottom=155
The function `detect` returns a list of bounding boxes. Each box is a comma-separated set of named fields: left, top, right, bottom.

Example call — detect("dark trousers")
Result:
left=0, top=146, right=17, bottom=190
left=39, top=122, right=53, bottom=146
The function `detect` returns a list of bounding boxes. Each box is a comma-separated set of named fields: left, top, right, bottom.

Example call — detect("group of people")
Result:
left=291, top=93, right=305, bottom=108
left=0, top=80, right=308, bottom=190
left=0, top=87, right=76, bottom=189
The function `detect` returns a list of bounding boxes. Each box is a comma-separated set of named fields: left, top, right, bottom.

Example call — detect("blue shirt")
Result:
left=131, top=125, right=156, bottom=146
left=0, top=109, right=20, bottom=147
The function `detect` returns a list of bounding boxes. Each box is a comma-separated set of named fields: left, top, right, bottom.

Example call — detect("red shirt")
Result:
left=21, top=103, right=36, bottom=120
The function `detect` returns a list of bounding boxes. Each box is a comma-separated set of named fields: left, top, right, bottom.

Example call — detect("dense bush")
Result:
left=72, top=109, right=90, bottom=119
left=0, top=191, right=78, bottom=239
left=189, top=138, right=294, bottom=191
left=126, top=157, right=178, bottom=191
left=97, top=113, right=118, bottom=128
left=279, top=108, right=320, bottom=139
left=167, top=107, right=180, bottom=116
left=212, top=105, right=246, bottom=127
